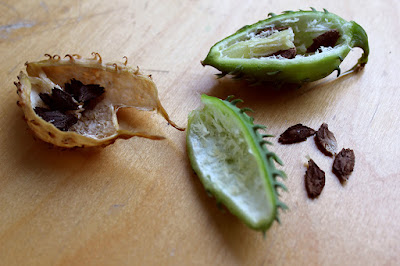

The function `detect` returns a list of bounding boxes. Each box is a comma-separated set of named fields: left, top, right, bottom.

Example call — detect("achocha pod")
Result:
left=15, top=53, right=183, bottom=148
left=202, top=8, right=369, bottom=84
left=186, top=95, right=287, bottom=232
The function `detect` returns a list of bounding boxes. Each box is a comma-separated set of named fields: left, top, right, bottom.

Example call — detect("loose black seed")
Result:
left=65, top=79, right=105, bottom=103
left=39, top=88, right=79, bottom=111
left=315, top=123, right=337, bottom=156
left=34, top=107, right=78, bottom=131
left=333, top=148, right=355, bottom=181
left=307, top=29, right=341, bottom=53
left=278, top=124, right=316, bottom=144
left=305, top=159, right=325, bottom=198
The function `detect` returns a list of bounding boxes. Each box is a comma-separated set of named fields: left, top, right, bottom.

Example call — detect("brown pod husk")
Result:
left=15, top=53, right=183, bottom=148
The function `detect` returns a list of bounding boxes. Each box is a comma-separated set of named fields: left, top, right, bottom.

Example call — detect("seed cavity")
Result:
left=306, top=29, right=341, bottom=53
left=34, top=80, right=105, bottom=131
left=225, top=26, right=341, bottom=60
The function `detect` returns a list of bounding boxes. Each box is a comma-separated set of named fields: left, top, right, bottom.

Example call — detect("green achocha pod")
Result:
left=186, top=95, right=287, bottom=232
left=202, top=8, right=369, bottom=84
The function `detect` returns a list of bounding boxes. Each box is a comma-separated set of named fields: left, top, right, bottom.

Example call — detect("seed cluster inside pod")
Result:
left=202, top=8, right=369, bottom=84
left=35, top=80, right=105, bottom=131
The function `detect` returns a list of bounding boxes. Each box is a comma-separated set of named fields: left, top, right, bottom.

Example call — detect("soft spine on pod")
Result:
left=224, top=95, right=288, bottom=227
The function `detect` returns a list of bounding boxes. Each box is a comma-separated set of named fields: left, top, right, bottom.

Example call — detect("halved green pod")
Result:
left=186, top=95, right=287, bottom=232
left=202, top=8, right=369, bottom=84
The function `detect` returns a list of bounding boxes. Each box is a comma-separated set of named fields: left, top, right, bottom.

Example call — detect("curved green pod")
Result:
left=202, top=8, right=369, bottom=84
left=186, top=95, right=287, bottom=232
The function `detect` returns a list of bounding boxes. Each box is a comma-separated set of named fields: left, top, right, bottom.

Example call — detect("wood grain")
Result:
left=0, top=0, right=399, bottom=265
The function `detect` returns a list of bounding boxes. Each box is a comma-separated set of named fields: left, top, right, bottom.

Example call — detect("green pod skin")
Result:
left=202, top=8, right=369, bottom=84
left=186, top=95, right=287, bottom=232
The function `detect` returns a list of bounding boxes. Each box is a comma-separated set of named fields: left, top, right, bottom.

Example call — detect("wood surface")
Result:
left=0, top=0, right=399, bottom=265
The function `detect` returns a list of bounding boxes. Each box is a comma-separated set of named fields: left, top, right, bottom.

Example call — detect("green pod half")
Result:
left=186, top=95, right=287, bottom=232
left=202, top=8, right=369, bottom=84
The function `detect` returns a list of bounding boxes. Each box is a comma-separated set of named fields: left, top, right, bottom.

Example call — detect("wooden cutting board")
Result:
left=0, top=0, right=398, bottom=265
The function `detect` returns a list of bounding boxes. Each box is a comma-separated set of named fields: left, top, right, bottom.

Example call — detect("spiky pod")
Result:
left=186, top=95, right=287, bottom=232
left=15, top=53, right=183, bottom=148
left=202, top=8, right=369, bottom=84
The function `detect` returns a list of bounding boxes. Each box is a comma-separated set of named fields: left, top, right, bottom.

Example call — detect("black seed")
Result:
left=305, top=159, right=325, bottom=198
left=38, top=92, right=54, bottom=107
left=34, top=107, right=78, bottom=131
left=278, top=124, right=316, bottom=144
left=65, top=79, right=105, bottom=103
left=333, top=148, right=355, bottom=181
left=315, top=123, right=337, bottom=156
left=36, top=79, right=104, bottom=131
left=51, top=88, right=79, bottom=110
left=307, top=29, right=341, bottom=53
left=39, top=88, right=79, bottom=111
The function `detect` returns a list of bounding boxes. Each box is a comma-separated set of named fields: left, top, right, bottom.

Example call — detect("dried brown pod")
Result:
left=278, top=124, right=316, bottom=144
left=333, top=148, right=355, bottom=181
left=15, top=53, right=183, bottom=148
left=315, top=123, right=337, bottom=156
left=305, top=159, right=325, bottom=198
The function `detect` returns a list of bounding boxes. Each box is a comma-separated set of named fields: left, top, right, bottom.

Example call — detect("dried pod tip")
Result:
left=123, top=56, right=128, bottom=66
left=64, top=54, right=74, bottom=61
left=91, top=52, right=102, bottom=63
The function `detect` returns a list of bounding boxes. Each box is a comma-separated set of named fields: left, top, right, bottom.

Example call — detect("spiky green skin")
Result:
left=186, top=95, right=287, bottom=232
left=202, top=8, right=369, bottom=84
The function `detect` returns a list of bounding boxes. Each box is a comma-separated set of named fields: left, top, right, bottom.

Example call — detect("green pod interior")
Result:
left=186, top=95, right=287, bottom=232
left=202, top=9, right=369, bottom=84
